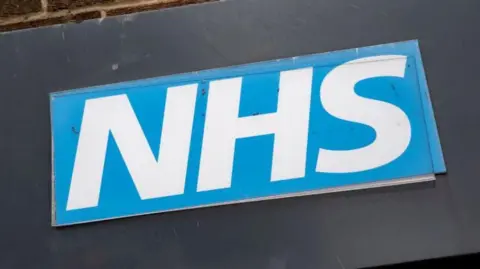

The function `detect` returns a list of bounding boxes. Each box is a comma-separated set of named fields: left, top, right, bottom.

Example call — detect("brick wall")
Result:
left=0, top=0, right=212, bottom=31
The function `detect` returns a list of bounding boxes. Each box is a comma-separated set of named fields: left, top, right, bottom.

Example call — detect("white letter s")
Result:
left=316, top=55, right=411, bottom=173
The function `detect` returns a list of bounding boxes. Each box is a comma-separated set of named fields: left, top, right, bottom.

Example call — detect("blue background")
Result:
left=51, top=40, right=445, bottom=226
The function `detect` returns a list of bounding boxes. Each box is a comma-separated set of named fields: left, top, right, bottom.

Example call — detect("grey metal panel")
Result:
left=0, top=0, right=478, bottom=268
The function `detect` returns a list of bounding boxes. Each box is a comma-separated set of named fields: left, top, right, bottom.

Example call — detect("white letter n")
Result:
left=66, top=84, right=198, bottom=211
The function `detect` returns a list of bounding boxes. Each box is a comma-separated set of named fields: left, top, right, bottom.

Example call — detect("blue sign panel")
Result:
left=50, top=40, right=445, bottom=226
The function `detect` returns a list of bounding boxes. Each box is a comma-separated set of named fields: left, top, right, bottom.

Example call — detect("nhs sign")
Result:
left=50, top=41, right=445, bottom=226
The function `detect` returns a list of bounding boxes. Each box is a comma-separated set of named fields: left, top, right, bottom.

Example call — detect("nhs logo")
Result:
left=50, top=41, right=445, bottom=226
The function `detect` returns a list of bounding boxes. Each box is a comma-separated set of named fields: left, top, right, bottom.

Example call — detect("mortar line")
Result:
left=0, top=0, right=214, bottom=27
left=41, top=0, right=49, bottom=12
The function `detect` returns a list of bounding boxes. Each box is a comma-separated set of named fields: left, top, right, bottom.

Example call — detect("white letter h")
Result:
left=197, top=68, right=313, bottom=192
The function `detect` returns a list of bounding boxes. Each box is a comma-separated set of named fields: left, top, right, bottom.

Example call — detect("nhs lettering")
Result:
left=50, top=41, right=445, bottom=226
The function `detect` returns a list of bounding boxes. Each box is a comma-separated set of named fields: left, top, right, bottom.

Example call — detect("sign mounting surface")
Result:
left=50, top=40, right=445, bottom=226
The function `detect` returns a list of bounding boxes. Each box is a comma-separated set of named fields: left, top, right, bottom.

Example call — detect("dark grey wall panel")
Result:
left=0, top=0, right=479, bottom=268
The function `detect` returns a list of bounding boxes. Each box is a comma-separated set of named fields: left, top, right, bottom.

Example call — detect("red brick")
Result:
left=0, top=0, right=42, bottom=18
left=0, top=10, right=101, bottom=31
left=47, top=0, right=116, bottom=12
